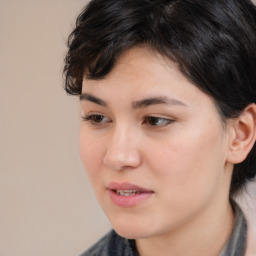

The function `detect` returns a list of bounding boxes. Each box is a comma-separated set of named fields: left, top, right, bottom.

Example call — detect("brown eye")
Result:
left=144, top=116, right=174, bottom=127
left=91, top=115, right=105, bottom=123
left=82, top=114, right=111, bottom=125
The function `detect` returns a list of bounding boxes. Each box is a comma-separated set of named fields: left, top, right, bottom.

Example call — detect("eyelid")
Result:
left=143, top=115, right=175, bottom=127
left=81, top=113, right=112, bottom=125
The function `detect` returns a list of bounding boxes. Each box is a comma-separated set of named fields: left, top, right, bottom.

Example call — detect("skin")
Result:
left=79, top=46, right=239, bottom=256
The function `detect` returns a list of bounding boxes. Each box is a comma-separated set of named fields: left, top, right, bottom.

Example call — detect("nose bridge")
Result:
left=103, top=122, right=141, bottom=170
left=113, top=122, right=134, bottom=146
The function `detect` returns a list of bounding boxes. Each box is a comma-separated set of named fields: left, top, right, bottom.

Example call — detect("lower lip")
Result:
left=108, top=189, right=153, bottom=207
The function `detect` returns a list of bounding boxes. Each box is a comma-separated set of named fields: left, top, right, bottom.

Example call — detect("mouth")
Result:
left=107, top=182, right=154, bottom=207
left=114, top=190, right=143, bottom=196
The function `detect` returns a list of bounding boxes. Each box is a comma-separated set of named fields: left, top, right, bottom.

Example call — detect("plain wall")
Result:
left=1, top=1, right=256, bottom=256
left=0, top=1, right=111, bottom=256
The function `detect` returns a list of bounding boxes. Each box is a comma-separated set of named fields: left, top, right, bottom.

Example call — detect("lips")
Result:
left=107, top=182, right=154, bottom=207
left=108, top=182, right=152, bottom=192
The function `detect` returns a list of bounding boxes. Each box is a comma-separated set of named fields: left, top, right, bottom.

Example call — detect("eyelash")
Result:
left=81, top=114, right=174, bottom=127
left=143, top=116, right=174, bottom=127
left=81, top=114, right=111, bottom=124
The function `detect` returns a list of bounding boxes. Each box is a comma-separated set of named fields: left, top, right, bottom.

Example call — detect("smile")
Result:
left=107, top=182, right=154, bottom=207
left=115, top=190, right=142, bottom=196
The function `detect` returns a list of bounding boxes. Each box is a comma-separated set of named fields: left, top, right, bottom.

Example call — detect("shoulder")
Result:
left=79, top=230, right=136, bottom=256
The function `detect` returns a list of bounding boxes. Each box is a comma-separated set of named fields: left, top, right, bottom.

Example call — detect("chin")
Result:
left=110, top=218, right=157, bottom=240
left=113, top=226, right=148, bottom=239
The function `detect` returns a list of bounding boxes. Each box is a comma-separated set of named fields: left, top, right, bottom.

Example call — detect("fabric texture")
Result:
left=79, top=230, right=137, bottom=256
left=80, top=203, right=247, bottom=256
left=219, top=202, right=247, bottom=256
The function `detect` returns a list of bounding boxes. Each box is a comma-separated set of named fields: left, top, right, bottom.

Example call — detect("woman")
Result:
left=63, top=0, right=256, bottom=255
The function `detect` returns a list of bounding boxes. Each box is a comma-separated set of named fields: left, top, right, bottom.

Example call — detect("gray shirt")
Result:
left=80, top=204, right=247, bottom=256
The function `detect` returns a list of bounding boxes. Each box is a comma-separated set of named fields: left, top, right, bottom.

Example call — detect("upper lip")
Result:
left=107, top=182, right=153, bottom=193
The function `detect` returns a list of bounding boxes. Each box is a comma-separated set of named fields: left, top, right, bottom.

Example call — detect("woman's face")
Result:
left=79, top=46, right=233, bottom=239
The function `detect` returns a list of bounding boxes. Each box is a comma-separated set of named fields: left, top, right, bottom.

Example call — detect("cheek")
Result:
left=146, top=126, right=226, bottom=194
left=79, top=129, right=105, bottom=183
left=143, top=134, right=226, bottom=226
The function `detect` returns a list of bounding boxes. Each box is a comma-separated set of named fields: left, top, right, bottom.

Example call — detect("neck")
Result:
left=136, top=196, right=235, bottom=256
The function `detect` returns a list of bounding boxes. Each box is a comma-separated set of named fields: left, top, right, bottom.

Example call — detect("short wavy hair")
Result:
left=63, top=0, right=256, bottom=196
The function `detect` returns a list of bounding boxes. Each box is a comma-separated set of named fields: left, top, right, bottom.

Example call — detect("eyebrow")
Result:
left=80, top=93, right=187, bottom=108
left=80, top=93, right=107, bottom=107
left=132, top=96, right=187, bottom=109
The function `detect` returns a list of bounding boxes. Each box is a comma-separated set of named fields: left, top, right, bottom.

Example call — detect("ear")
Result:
left=227, top=104, right=256, bottom=164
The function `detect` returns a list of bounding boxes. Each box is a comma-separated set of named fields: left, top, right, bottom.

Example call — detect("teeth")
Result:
left=115, top=190, right=139, bottom=196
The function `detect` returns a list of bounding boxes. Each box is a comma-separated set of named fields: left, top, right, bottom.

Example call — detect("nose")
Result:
left=103, top=125, right=142, bottom=171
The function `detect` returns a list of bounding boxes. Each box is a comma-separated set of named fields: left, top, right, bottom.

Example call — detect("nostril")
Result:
left=103, top=149, right=142, bottom=171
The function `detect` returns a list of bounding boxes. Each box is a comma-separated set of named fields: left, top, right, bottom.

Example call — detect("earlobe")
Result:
left=227, top=103, right=256, bottom=164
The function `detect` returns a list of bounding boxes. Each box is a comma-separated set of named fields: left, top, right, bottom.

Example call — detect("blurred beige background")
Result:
left=0, top=1, right=255, bottom=256
left=0, top=1, right=111, bottom=256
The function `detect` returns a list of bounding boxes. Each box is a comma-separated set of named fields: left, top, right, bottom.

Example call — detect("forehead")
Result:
left=81, top=46, right=217, bottom=113
left=83, top=46, right=183, bottom=92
